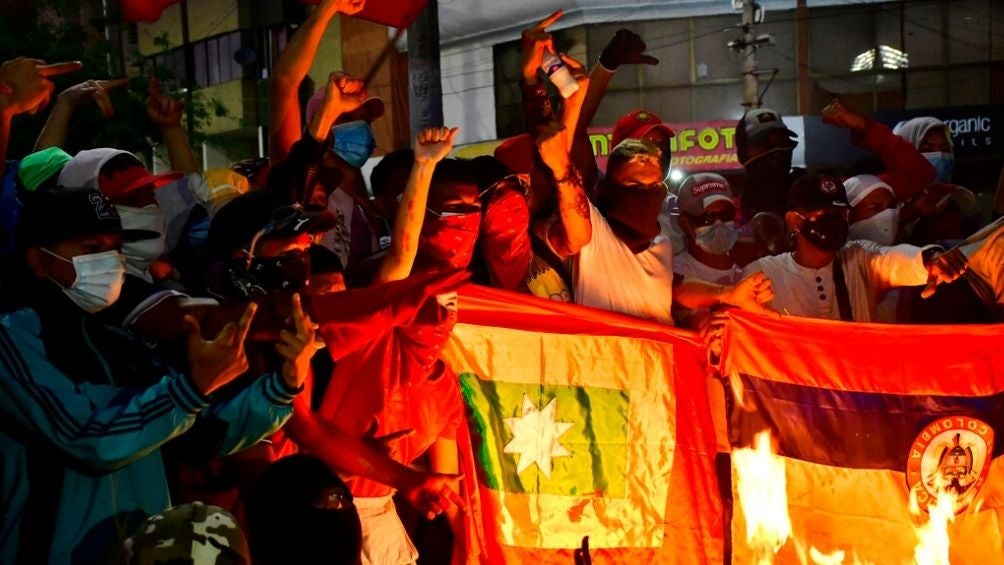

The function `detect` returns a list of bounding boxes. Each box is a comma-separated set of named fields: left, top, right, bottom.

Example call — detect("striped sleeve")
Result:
left=0, top=324, right=203, bottom=472
left=201, top=371, right=298, bottom=455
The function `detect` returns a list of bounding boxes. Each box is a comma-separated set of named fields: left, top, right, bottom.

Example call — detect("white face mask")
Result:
left=849, top=207, right=899, bottom=246
left=117, top=205, right=166, bottom=282
left=43, top=249, right=126, bottom=313
left=693, top=220, right=739, bottom=255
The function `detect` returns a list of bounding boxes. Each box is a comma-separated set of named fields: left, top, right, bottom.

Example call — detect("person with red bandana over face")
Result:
left=304, top=126, right=481, bottom=565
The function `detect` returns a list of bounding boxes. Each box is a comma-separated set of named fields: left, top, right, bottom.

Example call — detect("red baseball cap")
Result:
left=611, top=109, right=676, bottom=148
left=493, top=134, right=535, bottom=175
left=58, top=148, right=182, bottom=202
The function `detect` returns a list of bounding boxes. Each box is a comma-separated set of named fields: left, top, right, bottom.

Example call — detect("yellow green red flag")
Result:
left=447, top=286, right=723, bottom=564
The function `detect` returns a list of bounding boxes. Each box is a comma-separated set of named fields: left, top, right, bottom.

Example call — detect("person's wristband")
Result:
left=599, top=50, right=619, bottom=71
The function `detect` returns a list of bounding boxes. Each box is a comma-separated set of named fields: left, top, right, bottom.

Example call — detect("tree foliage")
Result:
left=0, top=0, right=227, bottom=163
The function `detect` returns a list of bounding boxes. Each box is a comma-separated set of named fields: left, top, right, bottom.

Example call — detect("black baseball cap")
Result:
left=209, top=189, right=337, bottom=258
left=788, top=173, right=849, bottom=211
left=16, top=186, right=159, bottom=247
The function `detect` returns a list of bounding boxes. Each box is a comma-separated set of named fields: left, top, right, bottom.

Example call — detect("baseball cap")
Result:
left=57, top=148, right=183, bottom=202
left=18, top=147, right=71, bottom=192
left=16, top=187, right=160, bottom=246
left=788, top=173, right=849, bottom=210
left=843, top=174, right=893, bottom=208
left=209, top=189, right=337, bottom=258
left=677, top=173, right=736, bottom=216
left=123, top=502, right=250, bottom=565
left=493, top=134, right=534, bottom=175
left=611, top=109, right=676, bottom=148
left=739, top=109, right=798, bottom=144
left=204, top=167, right=251, bottom=212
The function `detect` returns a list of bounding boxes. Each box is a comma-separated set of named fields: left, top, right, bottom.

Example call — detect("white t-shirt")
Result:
left=572, top=203, right=675, bottom=323
left=964, top=223, right=1004, bottom=315
left=673, top=250, right=742, bottom=285
left=742, top=240, right=930, bottom=322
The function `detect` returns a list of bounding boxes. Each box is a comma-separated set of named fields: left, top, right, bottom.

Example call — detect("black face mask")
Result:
left=797, top=210, right=849, bottom=251
left=223, top=252, right=311, bottom=298
left=596, top=180, right=667, bottom=250
left=743, top=149, right=794, bottom=214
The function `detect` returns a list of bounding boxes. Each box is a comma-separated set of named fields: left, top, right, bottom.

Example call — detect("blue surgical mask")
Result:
left=923, top=152, right=953, bottom=183
left=332, top=120, right=376, bottom=169
left=185, top=212, right=211, bottom=250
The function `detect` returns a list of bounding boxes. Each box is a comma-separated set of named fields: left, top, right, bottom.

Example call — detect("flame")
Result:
left=910, top=482, right=957, bottom=565
left=808, top=547, right=846, bottom=565
left=733, top=431, right=792, bottom=563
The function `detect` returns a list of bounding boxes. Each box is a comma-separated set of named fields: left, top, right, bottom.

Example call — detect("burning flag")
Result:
left=720, top=311, right=1004, bottom=564
left=443, top=285, right=723, bottom=563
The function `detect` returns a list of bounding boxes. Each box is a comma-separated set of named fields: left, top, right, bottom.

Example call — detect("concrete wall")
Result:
left=441, top=45, right=497, bottom=145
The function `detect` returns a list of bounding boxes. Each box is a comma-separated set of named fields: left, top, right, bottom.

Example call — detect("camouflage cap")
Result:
left=124, top=502, right=250, bottom=565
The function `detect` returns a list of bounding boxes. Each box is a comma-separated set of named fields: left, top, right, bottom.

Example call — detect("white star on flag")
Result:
left=503, top=393, right=574, bottom=478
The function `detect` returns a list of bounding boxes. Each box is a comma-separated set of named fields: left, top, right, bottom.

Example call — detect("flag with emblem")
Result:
left=446, top=286, right=722, bottom=564
left=720, top=310, right=1004, bottom=563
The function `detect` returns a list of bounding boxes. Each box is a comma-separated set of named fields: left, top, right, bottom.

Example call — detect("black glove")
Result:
left=599, top=29, right=659, bottom=70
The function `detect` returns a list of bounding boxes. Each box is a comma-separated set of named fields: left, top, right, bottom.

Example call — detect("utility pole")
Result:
left=740, top=0, right=759, bottom=109
left=728, top=0, right=773, bottom=110
left=407, top=0, right=444, bottom=137
left=179, top=0, right=196, bottom=137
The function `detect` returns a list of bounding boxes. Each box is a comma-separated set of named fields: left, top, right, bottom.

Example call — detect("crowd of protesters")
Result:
left=0, top=0, right=1002, bottom=563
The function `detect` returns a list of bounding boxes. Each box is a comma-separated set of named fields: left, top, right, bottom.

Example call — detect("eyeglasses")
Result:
left=689, top=208, right=736, bottom=227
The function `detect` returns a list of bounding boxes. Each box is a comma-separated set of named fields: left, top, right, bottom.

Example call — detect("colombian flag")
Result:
left=721, top=311, right=1004, bottom=563
left=445, top=286, right=723, bottom=564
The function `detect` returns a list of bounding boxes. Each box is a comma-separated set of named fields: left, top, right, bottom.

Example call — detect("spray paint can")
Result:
left=540, top=50, right=580, bottom=99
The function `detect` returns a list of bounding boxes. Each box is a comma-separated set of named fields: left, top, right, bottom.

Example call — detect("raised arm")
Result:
left=269, top=0, right=364, bottom=163
left=34, top=78, right=127, bottom=151
left=822, top=98, right=935, bottom=202
left=533, top=121, right=591, bottom=257
left=577, top=29, right=659, bottom=137
left=374, top=126, right=458, bottom=284
left=147, top=78, right=199, bottom=173
left=0, top=57, right=81, bottom=176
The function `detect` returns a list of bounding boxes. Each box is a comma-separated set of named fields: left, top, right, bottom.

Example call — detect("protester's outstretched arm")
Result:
left=374, top=126, right=458, bottom=284
left=285, top=404, right=464, bottom=518
left=0, top=301, right=252, bottom=473
left=270, top=0, right=364, bottom=163
left=34, top=78, right=127, bottom=151
left=519, top=10, right=562, bottom=138
left=556, top=53, right=600, bottom=194
left=147, top=78, right=199, bottom=173
left=430, top=436, right=469, bottom=564
left=577, top=29, right=659, bottom=137
left=822, top=98, right=934, bottom=202
left=534, top=122, right=591, bottom=257
left=674, top=271, right=776, bottom=315
left=0, top=57, right=81, bottom=176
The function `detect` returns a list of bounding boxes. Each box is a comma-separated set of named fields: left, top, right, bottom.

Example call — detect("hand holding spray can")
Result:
left=540, top=50, right=580, bottom=99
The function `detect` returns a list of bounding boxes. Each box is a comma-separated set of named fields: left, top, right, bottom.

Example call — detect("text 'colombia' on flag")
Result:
left=721, top=310, right=1004, bottom=564
left=444, top=286, right=723, bottom=564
